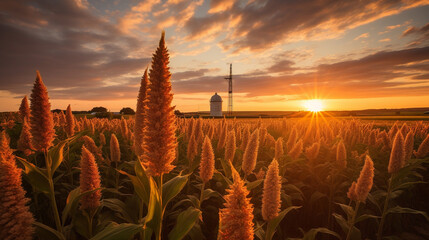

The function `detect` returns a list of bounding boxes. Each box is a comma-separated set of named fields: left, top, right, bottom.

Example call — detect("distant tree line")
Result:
left=119, top=107, right=135, bottom=115
left=51, top=106, right=136, bottom=115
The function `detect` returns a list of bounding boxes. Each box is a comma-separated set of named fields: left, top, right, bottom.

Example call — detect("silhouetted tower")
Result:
left=225, top=63, right=232, bottom=116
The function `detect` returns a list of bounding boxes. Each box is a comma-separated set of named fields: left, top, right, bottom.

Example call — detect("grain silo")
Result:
left=210, top=93, right=222, bottom=117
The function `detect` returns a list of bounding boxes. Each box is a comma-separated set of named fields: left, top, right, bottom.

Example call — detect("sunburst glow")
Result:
left=304, top=99, right=324, bottom=112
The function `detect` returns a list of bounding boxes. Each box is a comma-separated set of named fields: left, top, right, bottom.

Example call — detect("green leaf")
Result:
left=134, top=160, right=151, bottom=205
left=33, top=221, right=65, bottom=240
left=90, top=223, right=143, bottom=240
left=102, top=187, right=130, bottom=197
left=145, top=177, right=162, bottom=239
left=48, top=140, right=67, bottom=174
left=61, top=187, right=80, bottom=224
left=186, top=222, right=204, bottom=240
left=367, top=192, right=381, bottom=212
left=284, top=184, right=304, bottom=196
left=337, top=203, right=354, bottom=220
left=301, top=227, right=341, bottom=240
left=118, top=169, right=149, bottom=206
left=202, top=188, right=222, bottom=202
left=392, top=181, right=426, bottom=192
left=16, top=156, right=50, bottom=194
left=386, top=206, right=429, bottom=222
left=162, top=174, right=189, bottom=210
left=62, top=187, right=103, bottom=225
left=72, top=212, right=90, bottom=238
left=309, top=191, right=327, bottom=206
left=246, top=179, right=263, bottom=191
left=254, top=222, right=266, bottom=240
left=142, top=226, right=154, bottom=240
left=265, top=206, right=301, bottom=240
left=214, top=171, right=232, bottom=186
left=333, top=213, right=361, bottom=240
left=168, top=207, right=201, bottom=240
left=219, top=157, right=232, bottom=178
left=355, top=214, right=380, bottom=224
left=333, top=213, right=348, bottom=234
left=50, top=132, right=84, bottom=173
left=101, top=198, right=134, bottom=223
left=188, top=155, right=201, bottom=173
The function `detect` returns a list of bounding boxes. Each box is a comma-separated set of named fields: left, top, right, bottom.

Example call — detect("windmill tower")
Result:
left=225, top=64, right=232, bottom=116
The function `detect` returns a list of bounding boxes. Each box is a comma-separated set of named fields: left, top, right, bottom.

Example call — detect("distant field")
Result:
left=342, top=116, right=429, bottom=121
left=184, top=110, right=429, bottom=120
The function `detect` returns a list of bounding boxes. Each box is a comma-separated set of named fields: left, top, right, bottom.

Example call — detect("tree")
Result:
left=174, top=110, right=184, bottom=116
left=90, top=107, right=107, bottom=113
left=120, top=107, right=135, bottom=115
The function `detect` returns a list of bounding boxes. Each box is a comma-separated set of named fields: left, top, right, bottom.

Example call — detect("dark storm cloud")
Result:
left=184, top=0, right=429, bottom=51
left=172, top=46, right=429, bottom=99
left=0, top=0, right=150, bottom=99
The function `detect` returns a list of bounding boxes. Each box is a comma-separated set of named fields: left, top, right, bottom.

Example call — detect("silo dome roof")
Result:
left=210, top=93, right=223, bottom=102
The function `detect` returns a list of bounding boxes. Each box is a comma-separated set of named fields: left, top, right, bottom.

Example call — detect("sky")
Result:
left=0, top=0, right=429, bottom=112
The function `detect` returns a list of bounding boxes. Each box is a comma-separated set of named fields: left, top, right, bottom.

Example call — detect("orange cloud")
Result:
left=172, top=46, right=429, bottom=100
left=354, top=33, right=369, bottom=40
left=184, top=0, right=429, bottom=52
left=387, top=24, right=401, bottom=30
left=208, top=0, right=234, bottom=13
left=131, top=0, right=161, bottom=12
left=118, top=12, right=148, bottom=33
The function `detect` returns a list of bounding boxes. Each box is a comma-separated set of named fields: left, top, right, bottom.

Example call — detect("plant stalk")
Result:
left=89, top=209, right=96, bottom=238
left=327, top=169, right=337, bottom=228
left=377, top=175, right=394, bottom=240
left=139, top=200, right=144, bottom=240
left=115, top=161, right=119, bottom=189
left=156, top=174, right=163, bottom=240
left=199, top=182, right=205, bottom=209
left=345, top=201, right=360, bottom=240
left=45, top=149, right=63, bottom=233
left=67, top=141, right=73, bottom=185
left=48, top=179, right=63, bottom=233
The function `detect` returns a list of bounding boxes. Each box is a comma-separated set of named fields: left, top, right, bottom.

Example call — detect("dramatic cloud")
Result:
left=402, top=23, right=429, bottom=46
left=0, top=0, right=428, bottom=111
left=208, top=0, right=234, bottom=14
left=172, top=46, right=429, bottom=99
left=0, top=0, right=150, bottom=99
left=184, top=0, right=428, bottom=52
left=402, top=23, right=429, bottom=36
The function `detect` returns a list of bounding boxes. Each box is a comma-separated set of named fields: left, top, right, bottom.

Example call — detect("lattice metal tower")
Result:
left=225, top=64, right=232, bottom=116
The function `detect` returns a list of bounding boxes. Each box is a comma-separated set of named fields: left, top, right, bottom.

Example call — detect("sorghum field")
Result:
left=1, top=34, right=429, bottom=240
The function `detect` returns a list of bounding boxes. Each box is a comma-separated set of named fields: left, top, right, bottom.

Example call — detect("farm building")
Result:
left=210, top=93, right=222, bottom=117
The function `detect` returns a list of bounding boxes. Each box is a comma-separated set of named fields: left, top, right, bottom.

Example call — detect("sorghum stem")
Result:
left=345, top=201, right=360, bottom=240
left=377, top=175, right=394, bottom=240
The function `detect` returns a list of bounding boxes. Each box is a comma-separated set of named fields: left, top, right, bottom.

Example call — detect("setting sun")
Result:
left=304, top=99, right=324, bottom=112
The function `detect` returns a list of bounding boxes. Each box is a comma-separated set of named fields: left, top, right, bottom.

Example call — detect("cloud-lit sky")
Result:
left=1, top=0, right=429, bottom=112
